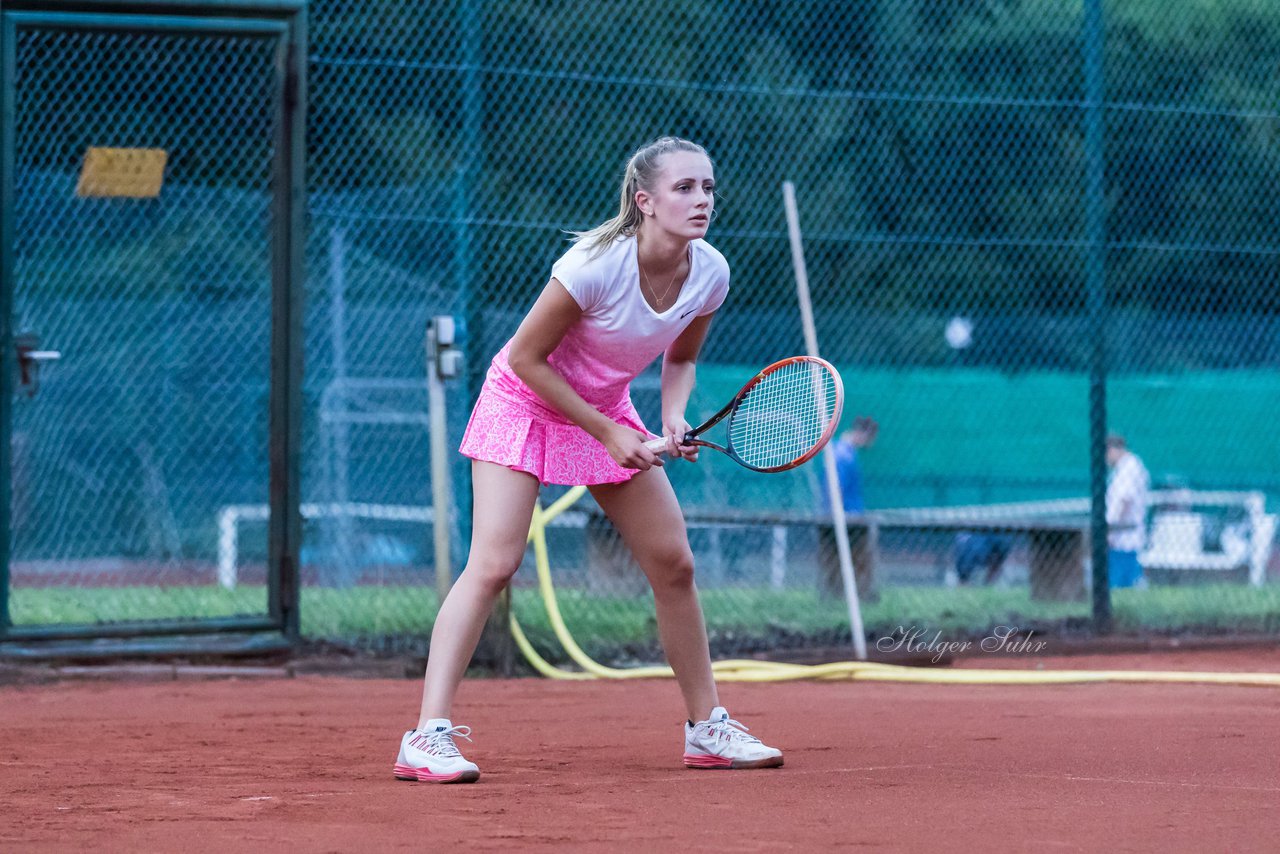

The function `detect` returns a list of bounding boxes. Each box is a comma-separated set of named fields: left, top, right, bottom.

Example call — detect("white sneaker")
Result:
left=393, top=719, right=481, bottom=783
left=683, top=706, right=783, bottom=770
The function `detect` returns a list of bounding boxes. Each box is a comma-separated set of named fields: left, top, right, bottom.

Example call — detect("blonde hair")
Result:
left=573, top=136, right=713, bottom=252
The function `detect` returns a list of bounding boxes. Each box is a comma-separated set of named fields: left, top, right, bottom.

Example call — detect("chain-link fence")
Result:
left=7, top=1, right=1280, bottom=661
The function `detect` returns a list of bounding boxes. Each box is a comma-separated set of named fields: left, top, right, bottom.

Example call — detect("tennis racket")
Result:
left=644, top=356, right=844, bottom=473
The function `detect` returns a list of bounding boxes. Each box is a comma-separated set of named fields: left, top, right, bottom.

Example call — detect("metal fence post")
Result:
left=1084, top=0, right=1111, bottom=633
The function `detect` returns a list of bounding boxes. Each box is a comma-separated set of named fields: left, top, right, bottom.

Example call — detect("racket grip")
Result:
left=644, top=436, right=672, bottom=454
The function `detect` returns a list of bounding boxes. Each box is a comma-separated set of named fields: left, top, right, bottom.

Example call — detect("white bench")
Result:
left=1139, top=491, right=1276, bottom=587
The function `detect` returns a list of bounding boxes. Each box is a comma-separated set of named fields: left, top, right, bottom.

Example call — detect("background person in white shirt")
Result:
left=1105, top=433, right=1150, bottom=589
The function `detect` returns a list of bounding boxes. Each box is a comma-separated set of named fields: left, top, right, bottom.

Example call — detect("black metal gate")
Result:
left=1, top=0, right=305, bottom=658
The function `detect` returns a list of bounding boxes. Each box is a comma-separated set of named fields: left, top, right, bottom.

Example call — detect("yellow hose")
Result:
left=509, top=485, right=1280, bottom=688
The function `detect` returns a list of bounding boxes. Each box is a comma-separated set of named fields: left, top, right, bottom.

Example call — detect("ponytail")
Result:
left=573, top=137, right=711, bottom=254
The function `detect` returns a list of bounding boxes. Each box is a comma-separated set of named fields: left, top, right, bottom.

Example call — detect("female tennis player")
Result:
left=394, top=137, right=783, bottom=783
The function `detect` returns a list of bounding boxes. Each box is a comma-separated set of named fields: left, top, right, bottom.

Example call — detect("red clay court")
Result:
left=4, top=647, right=1279, bottom=852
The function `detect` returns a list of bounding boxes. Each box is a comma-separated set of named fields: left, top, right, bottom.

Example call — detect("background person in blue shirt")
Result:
left=819, top=416, right=879, bottom=599
left=827, top=416, right=878, bottom=513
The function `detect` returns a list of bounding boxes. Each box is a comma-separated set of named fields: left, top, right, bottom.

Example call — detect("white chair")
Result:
left=1249, top=514, right=1277, bottom=587
left=1140, top=497, right=1276, bottom=587
left=1141, top=512, right=1207, bottom=567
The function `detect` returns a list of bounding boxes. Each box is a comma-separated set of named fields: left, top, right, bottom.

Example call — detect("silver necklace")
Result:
left=641, top=262, right=683, bottom=309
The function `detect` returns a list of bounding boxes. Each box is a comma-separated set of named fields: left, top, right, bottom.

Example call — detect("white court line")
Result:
left=652, top=763, right=943, bottom=782
left=745, top=763, right=1280, bottom=794
left=973, top=767, right=1280, bottom=794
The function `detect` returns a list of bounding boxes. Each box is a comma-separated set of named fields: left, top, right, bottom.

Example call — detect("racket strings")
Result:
left=729, top=362, right=840, bottom=469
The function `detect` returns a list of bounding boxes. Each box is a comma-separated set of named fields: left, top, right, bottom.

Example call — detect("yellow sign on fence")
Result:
left=76, top=147, right=168, bottom=198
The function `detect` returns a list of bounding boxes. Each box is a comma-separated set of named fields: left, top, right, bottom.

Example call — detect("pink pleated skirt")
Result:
left=458, top=384, right=650, bottom=486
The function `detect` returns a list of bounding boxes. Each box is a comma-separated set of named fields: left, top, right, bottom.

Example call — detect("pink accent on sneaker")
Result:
left=683, top=752, right=735, bottom=769
left=394, top=763, right=481, bottom=784
left=683, top=707, right=784, bottom=770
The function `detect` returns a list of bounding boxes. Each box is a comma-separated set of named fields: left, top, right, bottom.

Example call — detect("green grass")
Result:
left=8, top=586, right=267, bottom=625
left=11, top=583, right=1280, bottom=662
left=1108, top=584, right=1280, bottom=633
left=7, top=586, right=442, bottom=637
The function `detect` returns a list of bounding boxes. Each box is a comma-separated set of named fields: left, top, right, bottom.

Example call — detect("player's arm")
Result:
left=660, top=312, right=715, bottom=460
left=508, top=278, right=664, bottom=470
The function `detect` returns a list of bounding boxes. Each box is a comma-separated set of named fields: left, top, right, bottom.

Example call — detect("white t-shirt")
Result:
left=525, top=235, right=730, bottom=409
left=1106, top=451, right=1150, bottom=551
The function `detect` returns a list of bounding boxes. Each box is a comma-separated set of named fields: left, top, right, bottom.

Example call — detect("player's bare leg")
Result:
left=590, top=467, right=783, bottom=769
left=396, top=461, right=539, bottom=784
left=589, top=467, right=718, bottom=721
left=419, top=460, right=540, bottom=722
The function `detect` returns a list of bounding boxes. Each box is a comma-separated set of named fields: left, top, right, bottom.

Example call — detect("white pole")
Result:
left=770, top=525, right=787, bottom=591
left=217, top=507, right=239, bottom=590
left=427, top=320, right=453, bottom=602
left=329, top=226, right=356, bottom=581
left=782, top=181, right=868, bottom=660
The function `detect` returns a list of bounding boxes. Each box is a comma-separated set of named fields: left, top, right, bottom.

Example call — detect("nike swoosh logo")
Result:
left=680, top=308, right=698, bottom=319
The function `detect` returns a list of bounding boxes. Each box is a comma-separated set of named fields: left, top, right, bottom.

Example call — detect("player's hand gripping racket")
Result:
left=645, top=356, right=844, bottom=472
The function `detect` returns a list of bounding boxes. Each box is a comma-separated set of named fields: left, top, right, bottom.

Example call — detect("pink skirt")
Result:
left=458, top=385, right=651, bottom=486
